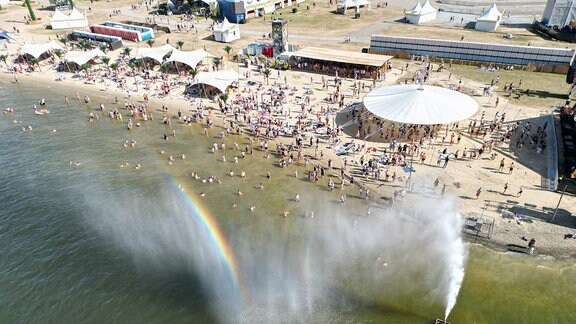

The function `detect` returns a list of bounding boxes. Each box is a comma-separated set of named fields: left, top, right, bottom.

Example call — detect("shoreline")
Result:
left=2, top=66, right=575, bottom=260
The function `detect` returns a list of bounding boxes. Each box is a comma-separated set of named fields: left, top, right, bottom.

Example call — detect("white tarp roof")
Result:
left=68, top=8, right=86, bottom=20
left=51, top=8, right=68, bottom=21
left=406, top=2, right=422, bottom=14
left=338, top=0, right=370, bottom=9
left=21, top=41, right=64, bottom=59
left=51, top=8, right=86, bottom=22
left=64, top=48, right=106, bottom=65
left=363, top=84, right=478, bottom=125
left=135, top=44, right=174, bottom=63
left=477, top=3, right=501, bottom=22
left=406, top=0, right=436, bottom=15
left=165, top=48, right=212, bottom=68
left=420, top=0, right=437, bottom=14
left=193, top=69, right=238, bottom=93
left=213, top=17, right=236, bottom=32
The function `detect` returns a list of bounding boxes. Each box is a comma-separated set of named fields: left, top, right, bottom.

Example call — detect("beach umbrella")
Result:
left=363, top=84, right=478, bottom=125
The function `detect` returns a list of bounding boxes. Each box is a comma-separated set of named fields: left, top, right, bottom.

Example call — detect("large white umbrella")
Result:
left=363, top=84, right=479, bottom=125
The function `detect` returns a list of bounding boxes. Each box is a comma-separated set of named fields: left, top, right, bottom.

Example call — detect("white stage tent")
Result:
left=362, top=84, right=478, bottom=125
left=64, top=48, right=106, bottom=66
left=21, top=41, right=64, bottom=59
left=50, top=8, right=89, bottom=30
left=164, top=48, right=212, bottom=69
left=135, top=44, right=175, bottom=64
left=405, top=0, right=437, bottom=24
left=192, top=70, right=239, bottom=93
left=475, top=3, right=502, bottom=31
left=337, top=0, right=371, bottom=14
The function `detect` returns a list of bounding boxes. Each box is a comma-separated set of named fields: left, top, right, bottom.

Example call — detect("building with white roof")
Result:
left=50, top=8, right=89, bottom=30
left=475, top=3, right=502, bottom=31
left=213, top=18, right=240, bottom=43
left=404, top=0, right=437, bottom=24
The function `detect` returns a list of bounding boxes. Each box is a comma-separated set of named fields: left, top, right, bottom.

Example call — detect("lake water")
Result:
left=1, top=78, right=574, bottom=323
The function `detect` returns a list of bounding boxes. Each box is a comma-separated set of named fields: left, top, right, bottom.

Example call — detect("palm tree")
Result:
left=99, top=43, right=108, bottom=54
left=223, top=45, right=233, bottom=60
left=176, top=40, right=184, bottom=50
left=101, top=56, right=111, bottom=73
left=262, top=68, right=271, bottom=85
left=80, top=63, right=91, bottom=78
left=188, top=67, right=198, bottom=82
left=123, top=47, right=133, bottom=58
left=59, top=37, right=68, bottom=49
left=212, top=57, right=221, bottom=71
left=110, top=63, right=119, bottom=78
left=29, top=58, right=41, bottom=72
left=0, top=54, right=8, bottom=67
left=147, top=39, right=155, bottom=48
left=24, top=0, right=37, bottom=21
left=160, top=63, right=170, bottom=74
left=219, top=93, right=229, bottom=105
left=129, top=59, right=143, bottom=91
left=78, top=40, right=92, bottom=51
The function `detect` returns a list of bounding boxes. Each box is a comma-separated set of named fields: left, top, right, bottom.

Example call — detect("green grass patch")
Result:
left=447, top=64, right=569, bottom=109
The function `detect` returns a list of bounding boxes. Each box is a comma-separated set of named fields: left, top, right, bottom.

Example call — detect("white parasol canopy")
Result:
left=21, top=41, right=64, bottom=59
left=64, top=48, right=106, bottom=66
left=135, top=44, right=175, bottom=63
left=164, top=48, right=212, bottom=69
left=192, top=70, right=238, bottom=93
left=363, top=84, right=478, bottom=125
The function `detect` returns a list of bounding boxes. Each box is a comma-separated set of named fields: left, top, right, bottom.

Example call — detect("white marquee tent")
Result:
left=64, top=48, right=106, bottom=66
left=164, top=48, right=212, bottom=68
left=21, top=41, right=64, bottom=59
left=191, top=69, right=239, bottom=93
left=50, top=8, right=89, bottom=30
left=405, top=0, right=437, bottom=24
left=362, top=84, right=478, bottom=125
left=337, top=0, right=371, bottom=14
left=135, top=44, right=175, bottom=64
left=213, top=18, right=240, bottom=43
left=475, top=3, right=502, bottom=31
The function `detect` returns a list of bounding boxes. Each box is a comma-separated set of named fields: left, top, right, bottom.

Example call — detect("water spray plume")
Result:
left=82, top=181, right=467, bottom=322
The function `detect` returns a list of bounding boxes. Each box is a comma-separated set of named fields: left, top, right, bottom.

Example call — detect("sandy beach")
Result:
left=1, top=0, right=575, bottom=259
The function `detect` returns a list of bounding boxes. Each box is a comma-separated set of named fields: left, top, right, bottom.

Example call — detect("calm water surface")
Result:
left=0, top=79, right=574, bottom=323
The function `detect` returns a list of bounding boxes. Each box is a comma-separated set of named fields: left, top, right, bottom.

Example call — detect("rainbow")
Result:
left=170, top=180, right=248, bottom=304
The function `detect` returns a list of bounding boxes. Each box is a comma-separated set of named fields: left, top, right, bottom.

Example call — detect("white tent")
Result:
left=405, top=0, right=437, bottom=24
left=21, top=41, right=64, bottom=59
left=64, top=48, right=106, bottom=66
left=0, top=0, right=10, bottom=7
left=475, top=3, right=502, bottom=31
left=337, top=0, right=371, bottom=14
left=50, top=8, right=89, bottom=30
left=135, top=44, right=174, bottom=64
left=192, top=70, right=238, bottom=93
left=165, top=48, right=212, bottom=69
left=213, top=18, right=240, bottom=43
left=362, top=84, right=478, bottom=125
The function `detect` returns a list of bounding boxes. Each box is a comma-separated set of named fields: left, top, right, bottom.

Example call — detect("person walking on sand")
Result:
left=499, top=158, right=505, bottom=172
left=503, top=182, right=508, bottom=194
left=516, top=186, right=523, bottom=197
left=528, top=238, right=536, bottom=254
left=508, top=162, right=515, bottom=175
left=475, top=187, right=482, bottom=199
